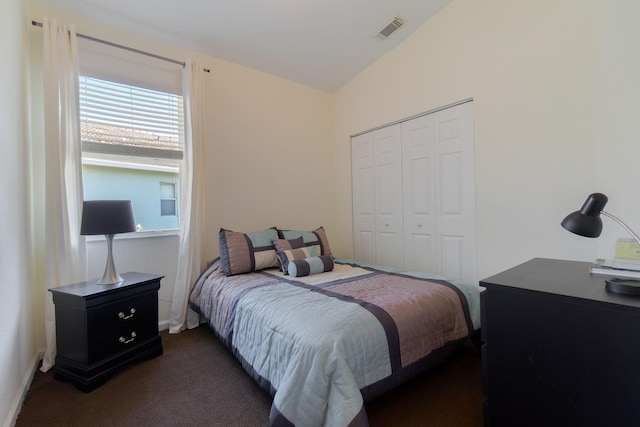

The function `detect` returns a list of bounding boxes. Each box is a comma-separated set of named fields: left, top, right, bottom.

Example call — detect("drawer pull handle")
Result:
left=119, top=332, right=137, bottom=344
left=118, top=308, right=136, bottom=320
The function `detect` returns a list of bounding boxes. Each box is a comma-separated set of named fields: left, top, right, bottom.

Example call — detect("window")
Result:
left=79, top=76, right=184, bottom=232
left=160, top=182, right=177, bottom=216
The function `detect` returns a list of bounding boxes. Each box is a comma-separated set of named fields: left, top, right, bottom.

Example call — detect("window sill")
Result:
left=84, top=229, right=180, bottom=242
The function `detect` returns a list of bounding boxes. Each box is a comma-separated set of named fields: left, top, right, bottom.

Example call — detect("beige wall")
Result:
left=2, top=0, right=36, bottom=425
left=333, top=0, right=640, bottom=279
left=592, top=0, right=640, bottom=256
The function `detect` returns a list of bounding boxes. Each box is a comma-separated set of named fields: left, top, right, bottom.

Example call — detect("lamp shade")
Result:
left=561, top=193, right=608, bottom=238
left=80, top=200, right=136, bottom=236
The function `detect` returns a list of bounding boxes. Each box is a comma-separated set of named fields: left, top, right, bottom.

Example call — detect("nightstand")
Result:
left=481, top=258, right=640, bottom=426
left=50, top=272, right=164, bottom=392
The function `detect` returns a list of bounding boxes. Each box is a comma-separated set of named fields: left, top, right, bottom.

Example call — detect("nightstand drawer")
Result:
left=88, top=291, right=158, bottom=363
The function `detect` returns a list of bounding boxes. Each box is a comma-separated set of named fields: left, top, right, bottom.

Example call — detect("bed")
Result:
left=188, top=227, right=480, bottom=427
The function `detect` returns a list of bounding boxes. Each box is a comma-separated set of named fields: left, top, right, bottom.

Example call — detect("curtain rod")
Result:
left=31, top=20, right=210, bottom=73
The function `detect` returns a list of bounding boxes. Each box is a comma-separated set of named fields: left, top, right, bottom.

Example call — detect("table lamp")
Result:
left=561, top=192, right=640, bottom=295
left=81, top=200, right=137, bottom=284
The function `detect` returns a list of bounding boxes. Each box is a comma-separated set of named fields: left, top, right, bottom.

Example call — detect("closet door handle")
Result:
left=417, top=222, right=422, bottom=227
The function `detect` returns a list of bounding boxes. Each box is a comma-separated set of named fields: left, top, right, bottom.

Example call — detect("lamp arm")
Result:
left=601, top=210, right=640, bottom=245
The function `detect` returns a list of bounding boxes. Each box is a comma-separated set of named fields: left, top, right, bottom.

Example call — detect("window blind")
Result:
left=79, top=76, right=184, bottom=160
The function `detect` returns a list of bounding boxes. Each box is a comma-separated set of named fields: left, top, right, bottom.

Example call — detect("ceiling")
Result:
left=35, top=0, right=452, bottom=92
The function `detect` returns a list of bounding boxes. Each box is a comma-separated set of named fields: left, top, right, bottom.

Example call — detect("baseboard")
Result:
left=158, top=319, right=170, bottom=331
left=3, top=351, right=43, bottom=427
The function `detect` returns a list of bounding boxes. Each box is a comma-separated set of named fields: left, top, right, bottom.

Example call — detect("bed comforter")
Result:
left=189, top=258, right=480, bottom=427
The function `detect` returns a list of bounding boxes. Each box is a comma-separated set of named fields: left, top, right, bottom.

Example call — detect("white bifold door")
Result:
left=352, top=101, right=476, bottom=285
left=352, top=131, right=376, bottom=264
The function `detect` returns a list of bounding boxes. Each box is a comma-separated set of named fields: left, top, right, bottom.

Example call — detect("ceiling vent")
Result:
left=376, top=17, right=404, bottom=40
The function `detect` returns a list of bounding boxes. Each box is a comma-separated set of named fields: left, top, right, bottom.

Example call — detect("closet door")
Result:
left=402, top=114, right=437, bottom=273
left=435, top=102, right=476, bottom=285
left=352, top=101, right=476, bottom=284
left=373, top=124, right=404, bottom=268
left=351, top=132, right=375, bottom=264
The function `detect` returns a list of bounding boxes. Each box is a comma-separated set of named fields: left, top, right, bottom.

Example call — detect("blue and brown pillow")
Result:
left=218, top=227, right=279, bottom=276
left=277, top=226, right=333, bottom=257
left=288, top=255, right=334, bottom=277
left=272, top=236, right=305, bottom=252
left=275, top=246, right=318, bottom=274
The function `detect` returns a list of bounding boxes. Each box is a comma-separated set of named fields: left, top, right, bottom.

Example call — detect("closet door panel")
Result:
left=441, top=235, right=464, bottom=279
left=374, top=124, right=403, bottom=268
left=355, top=231, right=375, bottom=264
left=435, top=102, right=476, bottom=284
left=405, top=233, right=435, bottom=273
left=352, top=132, right=375, bottom=264
left=402, top=115, right=436, bottom=273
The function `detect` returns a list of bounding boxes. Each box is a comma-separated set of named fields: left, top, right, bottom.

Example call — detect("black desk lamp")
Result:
left=562, top=192, right=640, bottom=295
left=81, top=200, right=137, bottom=284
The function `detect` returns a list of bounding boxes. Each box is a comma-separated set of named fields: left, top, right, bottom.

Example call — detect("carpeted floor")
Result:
left=15, top=326, right=483, bottom=426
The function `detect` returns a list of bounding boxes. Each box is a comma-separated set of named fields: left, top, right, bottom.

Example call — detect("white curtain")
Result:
left=169, top=59, right=207, bottom=333
left=40, top=17, right=87, bottom=372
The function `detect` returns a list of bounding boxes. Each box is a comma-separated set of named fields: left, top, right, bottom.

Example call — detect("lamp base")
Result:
left=98, top=270, right=124, bottom=285
left=605, top=278, right=640, bottom=296
left=98, top=234, right=124, bottom=285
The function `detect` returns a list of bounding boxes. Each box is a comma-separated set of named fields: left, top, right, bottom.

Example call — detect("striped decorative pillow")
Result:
left=272, top=236, right=304, bottom=252
left=218, top=227, right=279, bottom=276
left=275, top=246, right=318, bottom=274
left=277, top=226, right=333, bottom=257
left=288, top=255, right=334, bottom=277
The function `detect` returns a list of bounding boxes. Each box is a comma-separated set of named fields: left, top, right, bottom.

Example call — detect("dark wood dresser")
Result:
left=481, top=258, right=640, bottom=426
left=50, top=272, right=163, bottom=392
